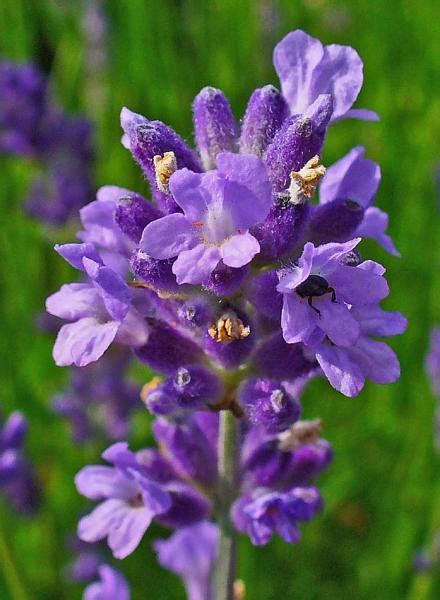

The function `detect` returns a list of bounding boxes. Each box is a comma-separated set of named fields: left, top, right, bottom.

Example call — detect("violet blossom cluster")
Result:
left=52, top=348, right=140, bottom=444
left=46, top=30, right=406, bottom=598
left=0, top=408, right=38, bottom=515
left=0, top=61, right=94, bottom=224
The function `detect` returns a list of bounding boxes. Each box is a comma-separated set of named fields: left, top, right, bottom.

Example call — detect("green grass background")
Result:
left=1, top=0, right=440, bottom=598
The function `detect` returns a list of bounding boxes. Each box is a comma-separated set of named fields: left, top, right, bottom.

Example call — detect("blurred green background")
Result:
left=1, top=0, right=440, bottom=598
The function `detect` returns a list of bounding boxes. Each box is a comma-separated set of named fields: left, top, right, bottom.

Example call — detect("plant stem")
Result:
left=215, top=409, right=239, bottom=600
left=0, top=517, right=29, bottom=600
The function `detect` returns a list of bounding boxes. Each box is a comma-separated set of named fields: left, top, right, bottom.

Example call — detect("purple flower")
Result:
left=277, top=239, right=389, bottom=347
left=140, top=152, right=272, bottom=284
left=0, top=62, right=95, bottom=224
left=0, top=62, right=47, bottom=156
left=238, top=378, right=301, bottom=433
left=52, top=349, right=140, bottom=443
left=233, top=486, right=322, bottom=546
left=427, top=328, right=440, bottom=397
left=273, top=29, right=378, bottom=122
left=84, top=565, right=130, bottom=600
left=77, top=186, right=139, bottom=275
left=154, top=522, right=218, bottom=600
left=318, top=147, right=399, bottom=255
left=76, top=445, right=171, bottom=559
left=46, top=243, right=149, bottom=366
left=0, top=409, right=39, bottom=514
left=314, top=303, right=407, bottom=396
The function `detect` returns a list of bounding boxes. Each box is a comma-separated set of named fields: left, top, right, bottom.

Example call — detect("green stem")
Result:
left=215, top=409, right=239, bottom=600
left=0, top=517, right=29, bottom=600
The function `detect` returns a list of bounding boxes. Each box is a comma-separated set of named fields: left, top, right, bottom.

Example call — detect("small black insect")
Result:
left=296, top=274, right=336, bottom=316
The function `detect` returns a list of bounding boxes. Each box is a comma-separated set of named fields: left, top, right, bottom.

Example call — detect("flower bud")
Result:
left=172, top=365, right=222, bottom=411
left=114, top=193, right=162, bottom=243
left=130, top=251, right=184, bottom=295
left=193, top=86, right=238, bottom=169
left=135, top=321, right=202, bottom=374
left=120, top=108, right=201, bottom=212
left=252, top=196, right=309, bottom=261
left=254, top=333, right=316, bottom=381
left=202, top=262, right=249, bottom=297
left=308, top=197, right=364, bottom=245
left=153, top=416, right=217, bottom=485
left=240, top=85, right=288, bottom=157
left=239, top=378, right=301, bottom=433
left=263, top=94, right=332, bottom=192
left=157, top=482, right=211, bottom=528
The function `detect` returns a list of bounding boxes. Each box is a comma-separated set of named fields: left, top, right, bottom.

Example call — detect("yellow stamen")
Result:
left=289, top=155, right=326, bottom=204
left=208, top=312, right=250, bottom=343
left=153, top=151, right=177, bottom=193
left=278, top=418, right=323, bottom=451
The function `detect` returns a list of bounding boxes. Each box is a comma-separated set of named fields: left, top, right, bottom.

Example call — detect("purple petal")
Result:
left=276, top=242, right=315, bottom=293
left=96, top=185, right=133, bottom=203
left=84, top=565, right=130, bottom=600
left=343, top=108, right=380, bottom=121
left=55, top=243, right=103, bottom=271
left=317, top=299, right=360, bottom=347
left=220, top=232, right=260, bottom=268
left=281, top=294, right=316, bottom=344
left=78, top=498, right=128, bottom=544
left=216, top=153, right=272, bottom=225
left=75, top=466, right=127, bottom=500
left=357, top=259, right=386, bottom=276
left=348, top=338, right=400, bottom=384
left=274, top=30, right=365, bottom=121
left=326, top=264, right=389, bottom=305
left=315, top=343, right=365, bottom=397
left=273, top=30, right=325, bottom=114
left=107, top=506, right=154, bottom=559
left=351, top=305, right=407, bottom=337
left=140, top=213, right=196, bottom=260
left=83, top=259, right=131, bottom=321
left=312, top=238, right=361, bottom=271
left=115, top=308, right=150, bottom=348
left=172, top=244, right=221, bottom=284
left=46, top=283, right=101, bottom=320
left=168, top=169, right=205, bottom=220
left=53, top=317, right=119, bottom=367
left=310, top=42, right=364, bottom=121
left=130, top=470, right=171, bottom=514
left=319, top=147, right=380, bottom=208
left=355, top=207, right=400, bottom=256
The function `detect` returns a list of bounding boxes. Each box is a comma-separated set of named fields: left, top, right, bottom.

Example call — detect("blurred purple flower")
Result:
left=154, top=522, right=218, bottom=600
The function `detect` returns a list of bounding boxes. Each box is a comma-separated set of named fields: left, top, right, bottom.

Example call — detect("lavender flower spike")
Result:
left=273, top=29, right=379, bottom=122
left=140, top=152, right=272, bottom=284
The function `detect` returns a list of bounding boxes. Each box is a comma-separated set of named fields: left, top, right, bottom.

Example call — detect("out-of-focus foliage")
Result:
left=0, top=0, right=439, bottom=598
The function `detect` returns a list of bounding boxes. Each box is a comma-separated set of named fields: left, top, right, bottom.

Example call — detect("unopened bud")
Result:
left=153, top=151, right=177, bottom=193
left=278, top=418, right=323, bottom=451
left=208, top=312, right=250, bottom=343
